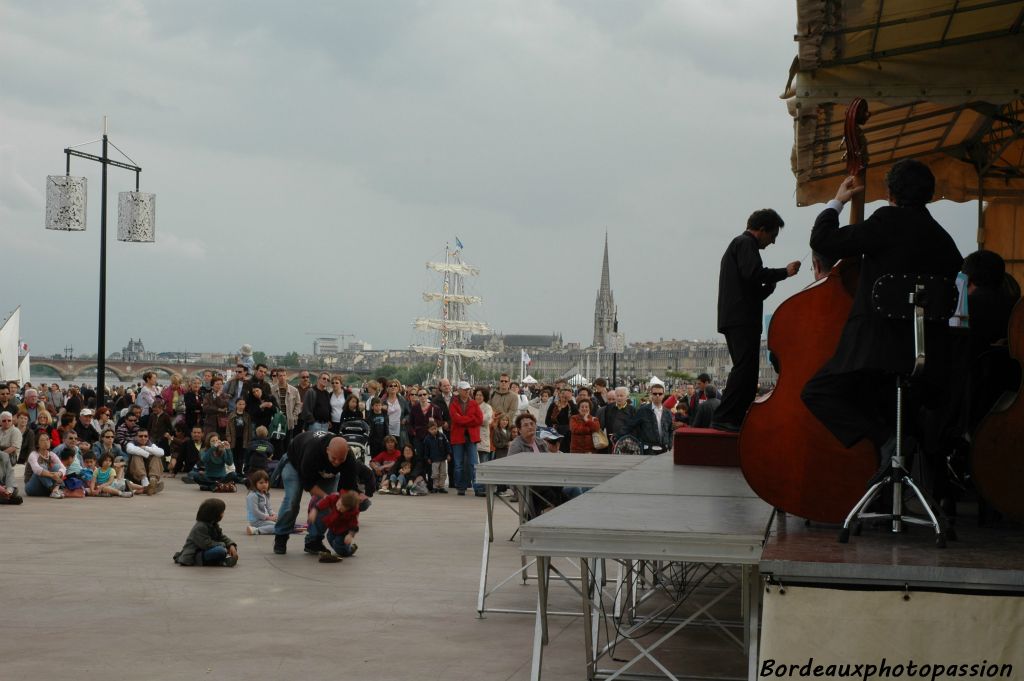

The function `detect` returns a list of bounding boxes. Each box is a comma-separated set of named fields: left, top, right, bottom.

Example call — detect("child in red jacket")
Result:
left=308, top=489, right=360, bottom=563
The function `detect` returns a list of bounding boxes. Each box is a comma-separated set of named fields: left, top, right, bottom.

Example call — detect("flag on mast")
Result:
left=521, top=349, right=531, bottom=366
left=455, top=236, right=464, bottom=250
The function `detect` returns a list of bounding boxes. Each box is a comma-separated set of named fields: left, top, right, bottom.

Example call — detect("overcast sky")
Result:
left=1, top=1, right=980, bottom=357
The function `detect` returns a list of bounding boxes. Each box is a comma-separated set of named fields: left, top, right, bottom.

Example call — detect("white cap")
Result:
left=648, top=377, right=665, bottom=388
left=456, top=380, right=472, bottom=390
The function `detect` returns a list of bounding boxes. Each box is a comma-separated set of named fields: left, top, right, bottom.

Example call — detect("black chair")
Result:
left=838, top=274, right=959, bottom=548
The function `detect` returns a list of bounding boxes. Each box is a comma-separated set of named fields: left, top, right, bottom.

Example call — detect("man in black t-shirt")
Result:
left=273, top=430, right=358, bottom=555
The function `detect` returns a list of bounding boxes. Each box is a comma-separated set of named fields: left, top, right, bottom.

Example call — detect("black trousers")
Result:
left=714, top=326, right=761, bottom=426
left=801, top=368, right=892, bottom=449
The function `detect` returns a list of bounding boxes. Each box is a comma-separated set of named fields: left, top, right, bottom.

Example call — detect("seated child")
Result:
left=173, top=498, right=238, bottom=567
left=421, top=419, right=451, bottom=494
left=389, top=444, right=427, bottom=496
left=370, top=435, right=401, bottom=492
left=245, top=470, right=278, bottom=535
left=57, top=448, right=87, bottom=498
left=195, top=433, right=239, bottom=492
left=244, top=426, right=274, bottom=477
left=308, top=489, right=360, bottom=563
left=89, top=452, right=141, bottom=497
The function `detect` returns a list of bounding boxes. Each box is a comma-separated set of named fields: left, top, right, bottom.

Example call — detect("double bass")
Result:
left=738, top=99, right=877, bottom=524
left=970, top=299, right=1024, bottom=521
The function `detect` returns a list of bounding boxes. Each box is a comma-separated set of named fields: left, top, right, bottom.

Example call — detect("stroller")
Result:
left=338, top=419, right=372, bottom=465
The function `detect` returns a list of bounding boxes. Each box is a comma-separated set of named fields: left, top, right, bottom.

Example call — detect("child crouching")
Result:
left=173, top=498, right=239, bottom=567
left=308, top=490, right=360, bottom=563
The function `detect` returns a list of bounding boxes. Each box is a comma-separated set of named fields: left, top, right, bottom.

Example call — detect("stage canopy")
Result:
left=784, top=0, right=1024, bottom=207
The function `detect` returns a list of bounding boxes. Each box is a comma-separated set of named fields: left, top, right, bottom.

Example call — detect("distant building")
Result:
left=119, top=338, right=154, bottom=363
left=313, top=337, right=340, bottom=356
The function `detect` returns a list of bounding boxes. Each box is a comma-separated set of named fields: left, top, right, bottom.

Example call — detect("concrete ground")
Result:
left=3, top=468, right=744, bottom=680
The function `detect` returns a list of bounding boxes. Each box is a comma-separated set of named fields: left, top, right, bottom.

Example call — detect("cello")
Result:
left=970, top=298, right=1024, bottom=521
left=738, top=99, right=877, bottom=523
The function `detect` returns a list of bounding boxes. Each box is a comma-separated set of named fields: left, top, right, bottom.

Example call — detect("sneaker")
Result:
left=119, top=491, right=134, bottom=498
left=50, top=488, right=64, bottom=499
left=474, top=491, right=487, bottom=498
left=437, top=488, right=448, bottom=494
left=457, top=490, right=466, bottom=496
left=156, top=480, right=165, bottom=494
left=273, top=535, right=288, bottom=555
left=318, top=551, right=342, bottom=564
left=349, top=543, right=358, bottom=556
left=146, top=479, right=159, bottom=496
left=223, top=555, right=238, bottom=567
left=304, top=541, right=329, bottom=555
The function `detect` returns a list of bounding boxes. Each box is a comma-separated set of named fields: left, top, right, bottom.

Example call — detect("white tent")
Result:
left=648, top=375, right=664, bottom=387
left=567, top=373, right=589, bottom=387
left=521, top=375, right=538, bottom=385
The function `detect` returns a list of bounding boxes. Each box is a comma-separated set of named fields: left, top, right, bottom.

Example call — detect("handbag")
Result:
left=592, top=429, right=610, bottom=450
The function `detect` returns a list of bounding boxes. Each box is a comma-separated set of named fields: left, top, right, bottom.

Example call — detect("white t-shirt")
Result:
left=386, top=397, right=402, bottom=437
left=330, top=392, right=346, bottom=423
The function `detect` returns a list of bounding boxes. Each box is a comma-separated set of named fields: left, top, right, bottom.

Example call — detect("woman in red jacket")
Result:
left=449, top=381, right=483, bottom=496
left=569, top=398, right=601, bottom=453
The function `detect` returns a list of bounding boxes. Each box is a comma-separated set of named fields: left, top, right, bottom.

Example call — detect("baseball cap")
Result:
left=456, top=380, right=471, bottom=390
left=80, top=408, right=94, bottom=416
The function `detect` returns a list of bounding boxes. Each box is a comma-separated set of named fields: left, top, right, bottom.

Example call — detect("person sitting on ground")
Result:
left=126, top=428, right=165, bottom=495
left=167, top=423, right=189, bottom=477
left=244, top=425, right=274, bottom=478
left=390, top=443, right=427, bottom=496
left=26, top=433, right=65, bottom=498
left=74, top=408, right=100, bottom=447
left=196, top=433, right=239, bottom=492
left=308, top=489, right=361, bottom=563
left=245, top=470, right=278, bottom=535
left=248, top=387, right=276, bottom=434
left=0, top=483, right=23, bottom=505
left=89, top=452, right=141, bottom=497
left=33, top=409, right=61, bottom=448
left=370, top=435, right=402, bottom=492
left=178, top=426, right=205, bottom=480
left=421, top=419, right=451, bottom=494
left=113, top=410, right=139, bottom=449
left=173, top=498, right=239, bottom=567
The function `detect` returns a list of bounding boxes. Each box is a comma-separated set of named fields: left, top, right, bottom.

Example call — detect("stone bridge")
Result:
left=32, top=359, right=236, bottom=383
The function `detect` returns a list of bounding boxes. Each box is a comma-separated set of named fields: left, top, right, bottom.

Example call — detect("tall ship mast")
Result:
left=411, top=242, right=493, bottom=381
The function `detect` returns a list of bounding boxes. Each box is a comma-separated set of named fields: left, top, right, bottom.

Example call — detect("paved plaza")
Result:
left=4, top=468, right=743, bottom=680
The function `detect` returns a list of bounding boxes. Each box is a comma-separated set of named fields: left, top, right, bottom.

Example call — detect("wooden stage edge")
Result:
left=760, top=511, right=1024, bottom=593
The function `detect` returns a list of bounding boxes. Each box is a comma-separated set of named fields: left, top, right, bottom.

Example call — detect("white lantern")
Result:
left=117, top=191, right=156, bottom=242
left=45, top=175, right=88, bottom=231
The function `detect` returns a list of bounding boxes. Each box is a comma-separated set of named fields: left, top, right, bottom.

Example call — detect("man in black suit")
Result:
left=801, top=159, right=963, bottom=452
left=712, top=209, right=801, bottom=431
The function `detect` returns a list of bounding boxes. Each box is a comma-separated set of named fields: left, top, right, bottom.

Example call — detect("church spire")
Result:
left=593, top=230, right=616, bottom=348
left=599, top=231, right=611, bottom=294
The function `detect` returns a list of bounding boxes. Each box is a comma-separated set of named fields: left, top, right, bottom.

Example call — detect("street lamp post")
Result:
left=46, top=118, right=155, bottom=406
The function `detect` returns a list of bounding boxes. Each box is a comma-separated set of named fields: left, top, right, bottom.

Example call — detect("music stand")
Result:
left=838, top=274, right=958, bottom=548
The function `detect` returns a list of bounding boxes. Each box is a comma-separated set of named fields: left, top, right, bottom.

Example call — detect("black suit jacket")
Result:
left=810, top=204, right=963, bottom=375
left=717, top=232, right=788, bottom=332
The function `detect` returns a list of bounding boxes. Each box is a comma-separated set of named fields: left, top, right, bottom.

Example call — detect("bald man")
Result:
left=274, top=430, right=359, bottom=555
